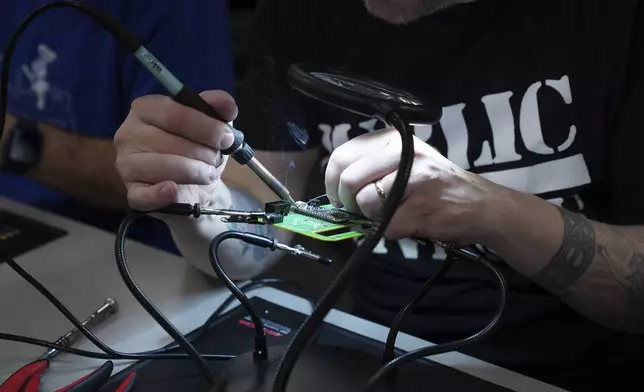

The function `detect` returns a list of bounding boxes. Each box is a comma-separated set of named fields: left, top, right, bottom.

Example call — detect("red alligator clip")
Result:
left=1, top=360, right=136, bottom=392
left=0, top=359, right=49, bottom=392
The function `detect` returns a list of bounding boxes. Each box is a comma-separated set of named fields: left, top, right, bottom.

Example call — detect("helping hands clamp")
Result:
left=156, top=200, right=292, bottom=224
left=154, top=200, right=331, bottom=265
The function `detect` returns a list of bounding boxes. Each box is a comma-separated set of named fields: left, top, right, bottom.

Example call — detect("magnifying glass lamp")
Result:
left=288, top=63, right=441, bottom=125
left=213, top=63, right=443, bottom=392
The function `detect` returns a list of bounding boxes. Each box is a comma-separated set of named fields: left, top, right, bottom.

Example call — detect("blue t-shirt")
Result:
left=0, top=0, right=234, bottom=252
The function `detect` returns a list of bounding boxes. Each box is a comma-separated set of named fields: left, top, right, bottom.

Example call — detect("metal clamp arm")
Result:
left=153, top=201, right=293, bottom=225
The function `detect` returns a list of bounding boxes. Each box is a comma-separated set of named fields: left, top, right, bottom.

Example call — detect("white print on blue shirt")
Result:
left=1, top=44, right=77, bottom=130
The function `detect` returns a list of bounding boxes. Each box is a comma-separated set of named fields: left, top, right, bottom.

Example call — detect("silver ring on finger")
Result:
left=374, top=180, right=388, bottom=203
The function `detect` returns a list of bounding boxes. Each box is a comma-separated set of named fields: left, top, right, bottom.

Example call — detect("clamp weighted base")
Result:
left=212, top=344, right=412, bottom=392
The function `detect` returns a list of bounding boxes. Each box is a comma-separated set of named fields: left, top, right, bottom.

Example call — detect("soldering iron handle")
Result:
left=173, top=84, right=227, bottom=122
left=172, top=84, right=250, bottom=159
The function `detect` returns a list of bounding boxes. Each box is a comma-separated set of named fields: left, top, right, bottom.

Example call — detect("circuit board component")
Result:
left=274, top=202, right=372, bottom=242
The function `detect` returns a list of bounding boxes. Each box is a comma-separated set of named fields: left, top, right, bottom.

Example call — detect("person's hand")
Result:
left=325, top=127, right=509, bottom=244
left=114, top=91, right=238, bottom=211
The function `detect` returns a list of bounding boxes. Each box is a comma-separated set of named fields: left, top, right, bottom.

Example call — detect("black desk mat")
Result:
left=103, top=297, right=514, bottom=391
left=0, top=209, right=67, bottom=260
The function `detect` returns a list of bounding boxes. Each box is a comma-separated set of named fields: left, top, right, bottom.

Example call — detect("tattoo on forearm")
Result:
left=626, top=254, right=644, bottom=314
left=595, top=238, right=644, bottom=330
left=226, top=188, right=275, bottom=261
left=626, top=253, right=644, bottom=307
left=533, top=208, right=596, bottom=296
left=532, top=207, right=644, bottom=332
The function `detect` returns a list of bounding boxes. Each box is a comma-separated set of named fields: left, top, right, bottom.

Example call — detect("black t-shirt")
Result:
left=235, top=0, right=644, bottom=390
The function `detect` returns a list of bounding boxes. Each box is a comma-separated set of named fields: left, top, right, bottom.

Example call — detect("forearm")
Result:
left=163, top=181, right=294, bottom=280
left=481, top=188, right=644, bottom=333
left=29, top=124, right=127, bottom=211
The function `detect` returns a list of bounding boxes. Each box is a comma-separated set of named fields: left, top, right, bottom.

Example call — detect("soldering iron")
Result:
left=0, top=0, right=296, bottom=207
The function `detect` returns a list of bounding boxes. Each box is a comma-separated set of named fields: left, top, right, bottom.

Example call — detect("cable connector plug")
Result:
left=275, top=243, right=332, bottom=266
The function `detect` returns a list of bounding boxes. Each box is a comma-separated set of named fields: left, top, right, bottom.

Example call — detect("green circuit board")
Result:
left=275, top=203, right=372, bottom=242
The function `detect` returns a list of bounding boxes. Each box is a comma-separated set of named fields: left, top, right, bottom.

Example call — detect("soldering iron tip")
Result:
left=286, top=195, right=298, bottom=207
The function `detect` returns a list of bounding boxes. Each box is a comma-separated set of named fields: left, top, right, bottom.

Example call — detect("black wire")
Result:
left=0, top=0, right=142, bottom=144
left=116, top=213, right=215, bottom=384
left=154, top=278, right=317, bottom=355
left=363, top=258, right=508, bottom=392
left=211, top=278, right=316, bottom=318
left=211, top=277, right=322, bottom=345
left=2, top=257, right=234, bottom=361
left=209, top=230, right=278, bottom=361
left=127, top=279, right=298, bottom=356
left=271, top=112, right=416, bottom=392
left=382, top=254, right=455, bottom=364
left=0, top=273, right=316, bottom=361
left=0, top=332, right=233, bottom=361
left=0, top=333, right=121, bottom=360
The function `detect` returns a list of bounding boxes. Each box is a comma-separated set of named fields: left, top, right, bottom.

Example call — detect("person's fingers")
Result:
left=130, top=93, right=235, bottom=150
left=126, top=181, right=177, bottom=211
left=116, top=152, right=217, bottom=186
left=334, top=149, right=400, bottom=214
left=325, top=128, right=400, bottom=207
left=351, top=136, right=444, bottom=218
left=199, top=90, right=238, bottom=122
left=115, top=124, right=222, bottom=167
left=356, top=169, right=456, bottom=242
left=355, top=170, right=398, bottom=220
left=355, top=170, right=423, bottom=240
